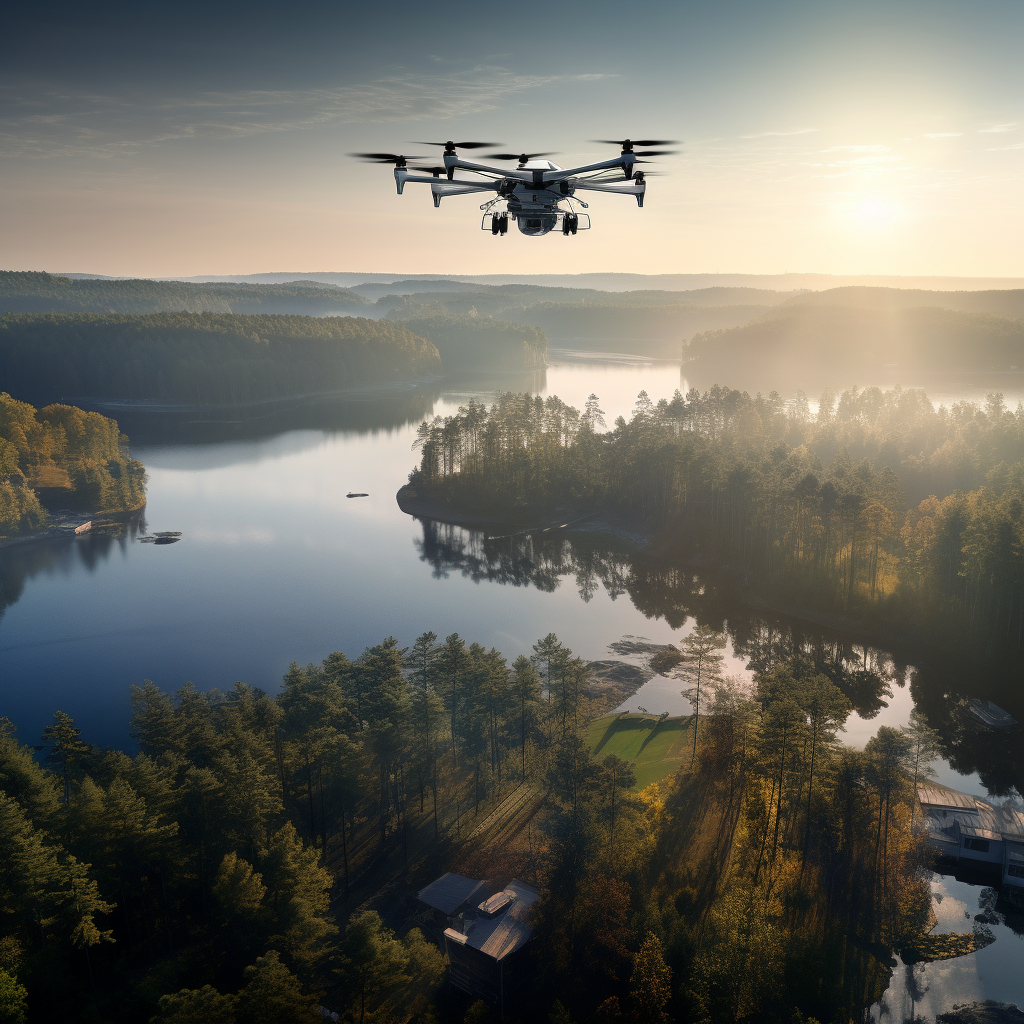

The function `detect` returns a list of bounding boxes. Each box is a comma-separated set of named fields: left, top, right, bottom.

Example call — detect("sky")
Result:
left=2, top=0, right=1022, bottom=278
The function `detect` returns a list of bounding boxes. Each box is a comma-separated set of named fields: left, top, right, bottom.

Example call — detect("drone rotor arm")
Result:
left=568, top=176, right=647, bottom=207
left=540, top=154, right=636, bottom=183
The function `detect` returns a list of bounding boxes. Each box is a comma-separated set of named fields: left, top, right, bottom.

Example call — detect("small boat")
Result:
left=346, top=492, right=369, bottom=498
left=967, top=699, right=1018, bottom=729
left=74, top=521, right=92, bottom=534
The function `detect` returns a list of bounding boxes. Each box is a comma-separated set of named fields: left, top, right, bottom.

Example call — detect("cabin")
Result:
left=918, top=781, right=1024, bottom=897
left=419, top=875, right=539, bottom=1012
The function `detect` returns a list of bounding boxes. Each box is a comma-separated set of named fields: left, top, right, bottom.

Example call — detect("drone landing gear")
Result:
left=561, top=213, right=579, bottom=235
left=490, top=213, right=509, bottom=236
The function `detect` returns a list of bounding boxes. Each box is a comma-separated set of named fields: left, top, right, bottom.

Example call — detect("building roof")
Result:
left=418, top=873, right=490, bottom=916
left=919, top=782, right=1024, bottom=844
left=449, top=879, right=540, bottom=962
left=917, top=781, right=981, bottom=811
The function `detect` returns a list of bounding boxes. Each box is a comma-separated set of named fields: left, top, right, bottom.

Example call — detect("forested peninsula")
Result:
left=402, top=385, right=1024, bottom=660
left=685, top=287, right=1024, bottom=387
left=0, top=314, right=441, bottom=407
left=0, top=393, right=146, bottom=538
left=0, top=272, right=369, bottom=316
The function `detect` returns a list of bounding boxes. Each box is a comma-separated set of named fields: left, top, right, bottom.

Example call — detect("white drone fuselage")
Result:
left=393, top=151, right=647, bottom=236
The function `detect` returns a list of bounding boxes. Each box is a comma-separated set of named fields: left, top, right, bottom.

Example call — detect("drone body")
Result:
left=352, top=140, right=676, bottom=236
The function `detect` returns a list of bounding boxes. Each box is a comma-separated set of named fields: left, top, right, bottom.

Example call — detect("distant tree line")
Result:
left=0, top=393, right=146, bottom=537
left=686, top=299, right=1024, bottom=384
left=386, top=304, right=548, bottom=370
left=0, top=314, right=441, bottom=406
left=0, top=272, right=369, bottom=316
left=409, top=385, right=1024, bottom=655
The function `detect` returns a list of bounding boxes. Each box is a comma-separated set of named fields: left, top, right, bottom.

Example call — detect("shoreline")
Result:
left=395, top=485, right=960, bottom=662
left=0, top=503, right=147, bottom=551
left=66, top=376, right=445, bottom=414
left=395, top=484, right=653, bottom=545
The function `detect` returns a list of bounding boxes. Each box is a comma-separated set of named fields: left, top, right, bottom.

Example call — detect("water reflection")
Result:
left=412, top=516, right=1024, bottom=796
left=873, top=874, right=1024, bottom=1021
left=0, top=516, right=146, bottom=623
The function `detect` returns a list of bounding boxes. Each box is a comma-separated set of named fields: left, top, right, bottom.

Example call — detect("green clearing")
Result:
left=586, top=713, right=693, bottom=790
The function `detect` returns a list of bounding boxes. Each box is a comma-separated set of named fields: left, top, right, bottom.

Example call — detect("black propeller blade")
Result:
left=634, top=149, right=678, bottom=157
left=413, top=140, right=503, bottom=150
left=485, top=152, right=557, bottom=162
left=349, top=152, right=426, bottom=165
left=408, top=165, right=448, bottom=176
left=592, top=138, right=679, bottom=149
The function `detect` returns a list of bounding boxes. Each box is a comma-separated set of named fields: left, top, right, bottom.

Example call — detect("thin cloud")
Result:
left=1, top=68, right=611, bottom=159
left=978, top=123, right=1017, bottom=133
left=923, top=132, right=962, bottom=138
left=739, top=127, right=818, bottom=139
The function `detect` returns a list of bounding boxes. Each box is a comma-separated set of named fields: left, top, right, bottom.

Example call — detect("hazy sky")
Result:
left=3, top=0, right=1022, bottom=277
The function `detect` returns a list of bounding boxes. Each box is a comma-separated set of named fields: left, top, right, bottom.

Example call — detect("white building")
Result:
left=918, top=781, right=1024, bottom=895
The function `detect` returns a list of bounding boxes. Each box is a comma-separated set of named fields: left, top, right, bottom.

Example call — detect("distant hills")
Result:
left=5, top=271, right=1024, bottom=393
left=104, top=271, right=1023, bottom=293
left=0, top=272, right=369, bottom=316
left=685, top=289, right=1024, bottom=388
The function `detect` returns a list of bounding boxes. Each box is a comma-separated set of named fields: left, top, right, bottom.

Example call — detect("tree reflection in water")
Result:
left=413, top=516, right=1024, bottom=796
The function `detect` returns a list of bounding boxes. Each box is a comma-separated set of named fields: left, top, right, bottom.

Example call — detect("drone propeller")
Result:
left=485, top=152, right=557, bottom=162
left=408, top=165, right=448, bottom=176
left=413, top=140, right=503, bottom=150
left=593, top=138, right=679, bottom=150
left=633, top=149, right=678, bottom=157
left=350, top=152, right=426, bottom=166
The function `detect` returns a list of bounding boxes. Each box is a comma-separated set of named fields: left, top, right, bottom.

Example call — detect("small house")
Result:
left=441, top=878, right=540, bottom=1013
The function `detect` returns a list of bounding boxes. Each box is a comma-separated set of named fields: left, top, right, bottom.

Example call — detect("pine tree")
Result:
left=41, top=711, right=90, bottom=805
left=677, top=625, right=727, bottom=768
left=235, top=950, right=317, bottom=1024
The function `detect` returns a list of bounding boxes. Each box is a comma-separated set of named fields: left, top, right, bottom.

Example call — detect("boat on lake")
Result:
left=74, top=521, right=92, bottom=534
left=967, top=699, right=1018, bottom=729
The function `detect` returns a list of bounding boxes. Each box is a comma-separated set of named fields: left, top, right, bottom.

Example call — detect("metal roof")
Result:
left=418, top=873, right=489, bottom=916
left=920, top=783, right=1024, bottom=844
left=917, top=782, right=980, bottom=811
left=450, top=879, right=540, bottom=962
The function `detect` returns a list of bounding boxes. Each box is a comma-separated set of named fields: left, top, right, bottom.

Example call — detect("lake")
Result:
left=2, top=352, right=1023, bottom=1020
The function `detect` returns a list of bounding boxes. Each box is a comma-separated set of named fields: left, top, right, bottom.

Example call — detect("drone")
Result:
left=351, top=139, right=677, bottom=236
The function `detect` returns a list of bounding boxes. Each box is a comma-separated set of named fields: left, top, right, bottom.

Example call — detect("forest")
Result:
left=0, top=627, right=936, bottom=1024
left=0, top=392, right=146, bottom=537
left=0, top=273, right=370, bottom=316
left=375, top=286, right=793, bottom=357
left=385, top=305, right=548, bottom=371
left=406, top=384, right=1024, bottom=659
left=685, top=294, right=1024, bottom=388
left=0, top=314, right=441, bottom=407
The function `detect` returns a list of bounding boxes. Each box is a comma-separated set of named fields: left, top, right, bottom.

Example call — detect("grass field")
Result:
left=586, top=712, right=694, bottom=790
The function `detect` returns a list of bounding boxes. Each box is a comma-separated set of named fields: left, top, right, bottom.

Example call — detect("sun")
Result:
left=855, top=196, right=901, bottom=228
